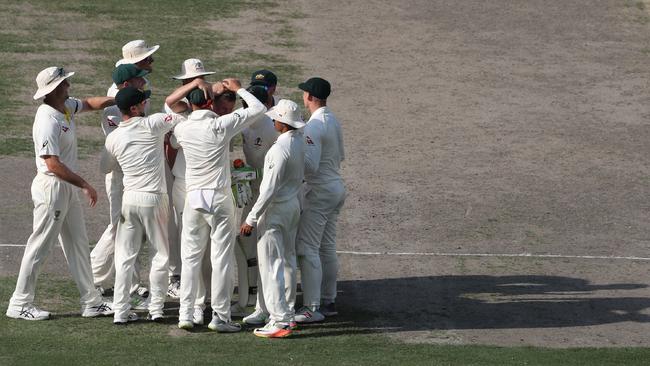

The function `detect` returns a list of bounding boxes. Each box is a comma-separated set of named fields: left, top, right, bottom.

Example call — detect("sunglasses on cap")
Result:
left=46, top=67, right=65, bottom=85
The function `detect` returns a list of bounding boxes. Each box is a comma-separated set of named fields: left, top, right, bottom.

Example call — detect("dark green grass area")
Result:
left=0, top=0, right=301, bottom=156
left=2, top=276, right=650, bottom=366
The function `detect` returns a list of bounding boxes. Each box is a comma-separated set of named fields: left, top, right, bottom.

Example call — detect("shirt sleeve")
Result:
left=245, top=146, right=286, bottom=226
left=65, top=98, right=83, bottom=116
left=35, top=116, right=61, bottom=158
left=146, top=113, right=186, bottom=135
left=210, top=88, right=266, bottom=139
left=304, top=120, right=323, bottom=175
left=99, top=137, right=118, bottom=174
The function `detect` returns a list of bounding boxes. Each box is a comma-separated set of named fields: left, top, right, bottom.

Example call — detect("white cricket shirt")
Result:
left=241, top=113, right=279, bottom=170
left=172, top=88, right=266, bottom=192
left=33, top=98, right=84, bottom=174
left=164, top=100, right=190, bottom=179
left=245, top=129, right=305, bottom=226
left=101, top=113, right=184, bottom=193
left=303, top=106, right=345, bottom=185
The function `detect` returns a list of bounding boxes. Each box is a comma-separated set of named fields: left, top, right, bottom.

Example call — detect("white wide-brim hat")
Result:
left=266, top=99, right=305, bottom=129
left=33, top=66, right=75, bottom=100
left=172, top=58, right=216, bottom=80
left=115, top=40, right=160, bottom=67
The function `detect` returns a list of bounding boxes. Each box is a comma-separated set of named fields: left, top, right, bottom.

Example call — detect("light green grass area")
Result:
left=0, top=0, right=302, bottom=156
left=1, top=276, right=650, bottom=366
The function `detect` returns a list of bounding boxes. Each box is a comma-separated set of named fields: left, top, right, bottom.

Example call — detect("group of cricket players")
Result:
left=5, top=40, right=346, bottom=338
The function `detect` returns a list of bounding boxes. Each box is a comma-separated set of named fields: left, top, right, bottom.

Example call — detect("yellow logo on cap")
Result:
left=255, top=74, right=265, bottom=80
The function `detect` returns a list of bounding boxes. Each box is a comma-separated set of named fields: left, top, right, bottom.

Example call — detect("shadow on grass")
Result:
left=332, top=275, right=650, bottom=333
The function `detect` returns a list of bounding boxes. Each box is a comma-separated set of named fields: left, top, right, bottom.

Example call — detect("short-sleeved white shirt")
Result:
left=103, top=113, right=184, bottom=193
left=33, top=98, right=84, bottom=174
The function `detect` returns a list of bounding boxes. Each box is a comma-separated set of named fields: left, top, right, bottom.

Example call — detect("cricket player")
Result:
left=172, top=79, right=265, bottom=332
left=240, top=99, right=305, bottom=338
left=233, top=85, right=281, bottom=322
left=295, top=77, right=345, bottom=323
left=90, top=64, right=148, bottom=302
left=6, top=66, right=114, bottom=320
left=164, top=58, right=216, bottom=301
left=96, top=39, right=160, bottom=306
left=100, top=87, right=185, bottom=324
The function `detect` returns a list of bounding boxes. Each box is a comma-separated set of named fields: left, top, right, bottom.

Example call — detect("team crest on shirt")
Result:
left=306, top=136, right=314, bottom=145
left=164, top=114, right=173, bottom=122
left=254, top=137, right=262, bottom=147
left=54, top=210, right=61, bottom=221
left=61, top=126, right=69, bottom=132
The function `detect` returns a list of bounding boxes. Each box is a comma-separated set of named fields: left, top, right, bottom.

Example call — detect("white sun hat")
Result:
left=33, top=66, right=75, bottom=100
left=172, top=58, right=216, bottom=80
left=115, top=40, right=160, bottom=67
left=266, top=99, right=305, bottom=129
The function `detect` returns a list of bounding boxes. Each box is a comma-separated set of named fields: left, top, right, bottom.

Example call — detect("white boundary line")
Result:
left=3, top=244, right=650, bottom=262
left=336, top=250, right=650, bottom=261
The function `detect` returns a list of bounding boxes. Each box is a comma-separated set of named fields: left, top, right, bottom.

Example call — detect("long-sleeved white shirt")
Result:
left=303, top=106, right=345, bottom=185
left=241, top=113, right=279, bottom=170
left=245, top=129, right=305, bottom=226
left=172, top=88, right=266, bottom=192
left=101, top=113, right=184, bottom=193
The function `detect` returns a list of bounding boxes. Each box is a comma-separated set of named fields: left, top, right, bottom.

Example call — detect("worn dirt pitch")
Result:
left=3, top=0, right=650, bottom=347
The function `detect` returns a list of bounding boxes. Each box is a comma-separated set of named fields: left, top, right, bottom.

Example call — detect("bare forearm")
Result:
left=83, top=96, right=115, bottom=111
left=166, top=79, right=205, bottom=107
left=49, top=160, right=91, bottom=189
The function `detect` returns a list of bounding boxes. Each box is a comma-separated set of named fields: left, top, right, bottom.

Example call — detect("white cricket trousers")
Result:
left=256, top=197, right=300, bottom=323
left=172, top=177, right=210, bottom=309
left=166, top=163, right=179, bottom=279
left=90, top=171, right=140, bottom=292
left=9, top=173, right=103, bottom=311
left=297, top=180, right=346, bottom=308
left=235, top=181, right=260, bottom=307
left=178, top=187, right=236, bottom=322
left=113, top=192, right=170, bottom=321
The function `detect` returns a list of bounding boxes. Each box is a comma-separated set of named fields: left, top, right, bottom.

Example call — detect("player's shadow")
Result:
left=298, top=275, right=650, bottom=337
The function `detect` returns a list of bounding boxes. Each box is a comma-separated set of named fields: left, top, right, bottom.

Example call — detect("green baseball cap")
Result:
left=250, top=69, right=277, bottom=87
left=115, top=86, right=151, bottom=110
left=298, top=77, right=331, bottom=99
left=187, top=87, right=208, bottom=106
left=112, top=64, right=148, bottom=85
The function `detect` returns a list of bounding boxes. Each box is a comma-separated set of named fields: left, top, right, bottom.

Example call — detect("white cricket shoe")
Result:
left=130, top=287, right=150, bottom=310
left=254, top=320, right=292, bottom=338
left=193, top=307, right=205, bottom=325
left=114, top=312, right=139, bottom=325
left=230, top=303, right=247, bottom=318
left=167, top=277, right=181, bottom=299
left=294, top=306, right=324, bottom=323
left=6, top=304, right=50, bottom=321
left=82, top=301, right=114, bottom=317
left=208, top=315, right=242, bottom=333
left=178, top=320, right=194, bottom=330
left=243, top=309, right=269, bottom=325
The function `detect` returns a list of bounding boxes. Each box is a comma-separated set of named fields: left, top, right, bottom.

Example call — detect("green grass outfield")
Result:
left=2, top=276, right=650, bottom=366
